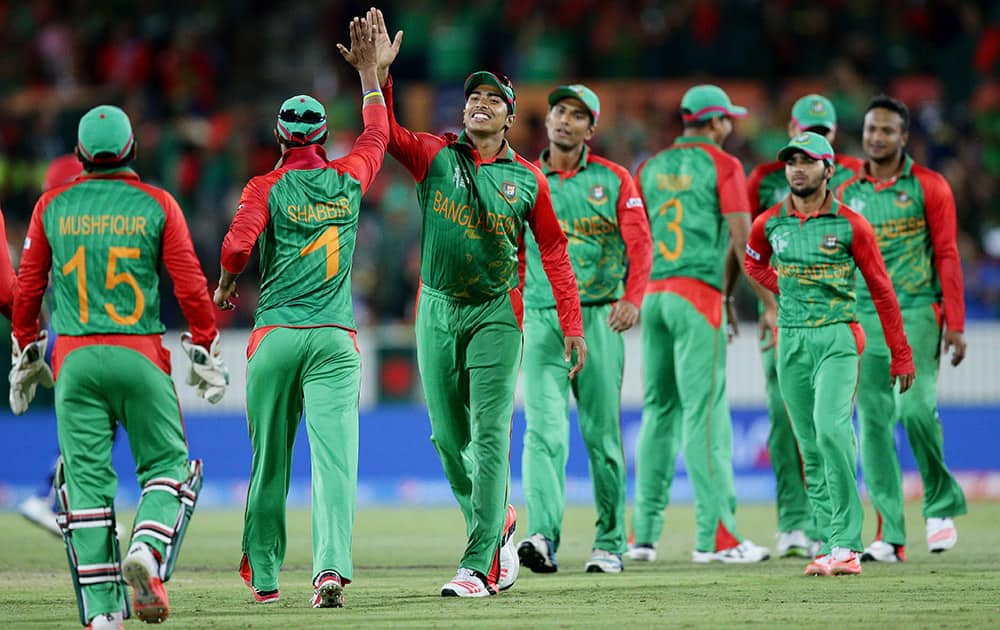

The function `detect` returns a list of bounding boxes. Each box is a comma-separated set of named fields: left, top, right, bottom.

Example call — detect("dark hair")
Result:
left=865, top=95, right=909, bottom=132
left=76, top=145, right=136, bottom=172
left=682, top=114, right=717, bottom=130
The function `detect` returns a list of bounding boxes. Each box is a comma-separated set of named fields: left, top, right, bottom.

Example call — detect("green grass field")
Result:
left=2, top=502, right=999, bottom=628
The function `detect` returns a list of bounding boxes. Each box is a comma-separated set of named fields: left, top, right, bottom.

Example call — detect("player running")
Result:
left=517, top=84, right=651, bottom=575
left=746, top=131, right=914, bottom=576
left=374, top=10, right=585, bottom=596
left=12, top=104, right=227, bottom=628
left=837, top=95, right=968, bottom=563
left=746, top=94, right=862, bottom=557
left=214, top=11, right=394, bottom=609
left=628, top=85, right=771, bottom=564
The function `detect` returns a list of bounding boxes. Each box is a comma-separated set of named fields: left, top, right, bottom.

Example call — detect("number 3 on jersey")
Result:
left=656, top=198, right=684, bottom=261
left=61, top=245, right=145, bottom=325
left=300, top=225, right=341, bottom=281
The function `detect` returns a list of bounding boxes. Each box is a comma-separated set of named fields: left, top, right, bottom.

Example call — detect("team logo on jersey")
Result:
left=894, top=192, right=912, bottom=208
left=588, top=184, right=608, bottom=205
left=820, top=234, right=838, bottom=253
left=848, top=197, right=866, bottom=214
left=772, top=232, right=790, bottom=255
left=500, top=180, right=518, bottom=203
left=453, top=165, right=469, bottom=188
left=774, top=187, right=789, bottom=204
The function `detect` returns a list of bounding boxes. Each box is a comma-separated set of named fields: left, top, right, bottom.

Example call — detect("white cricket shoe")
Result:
left=440, top=567, right=495, bottom=598
left=584, top=549, right=623, bottom=573
left=123, top=542, right=169, bottom=623
left=861, top=540, right=906, bottom=563
left=695, top=540, right=771, bottom=564
left=776, top=530, right=813, bottom=558
left=87, top=611, right=124, bottom=630
left=497, top=504, right=519, bottom=591
left=18, top=496, right=62, bottom=537
left=626, top=543, right=657, bottom=562
left=926, top=517, right=958, bottom=553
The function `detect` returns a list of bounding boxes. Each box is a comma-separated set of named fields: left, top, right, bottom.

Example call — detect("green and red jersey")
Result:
left=382, top=75, right=582, bottom=336
left=0, top=207, right=15, bottom=319
left=748, top=155, right=862, bottom=218
left=524, top=146, right=651, bottom=309
left=745, top=193, right=913, bottom=375
left=221, top=104, right=388, bottom=333
left=13, top=169, right=217, bottom=375
left=835, top=155, right=965, bottom=332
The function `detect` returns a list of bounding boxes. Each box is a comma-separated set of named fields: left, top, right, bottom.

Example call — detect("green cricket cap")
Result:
left=777, top=131, right=835, bottom=163
left=276, top=94, right=328, bottom=145
left=548, top=84, right=600, bottom=124
left=680, top=85, right=747, bottom=123
left=77, top=105, right=135, bottom=164
left=791, top=94, right=837, bottom=133
left=464, top=71, right=517, bottom=115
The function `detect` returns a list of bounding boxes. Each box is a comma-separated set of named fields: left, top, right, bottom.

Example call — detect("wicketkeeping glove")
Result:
left=180, top=332, right=229, bottom=404
left=9, top=331, right=54, bottom=415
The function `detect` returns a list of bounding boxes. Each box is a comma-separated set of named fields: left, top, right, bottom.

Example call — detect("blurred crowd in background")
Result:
left=2, top=0, right=1000, bottom=328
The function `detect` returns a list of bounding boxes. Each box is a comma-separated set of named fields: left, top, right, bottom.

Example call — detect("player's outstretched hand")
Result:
left=371, top=7, right=403, bottom=82
left=607, top=300, right=638, bottom=332
left=892, top=371, right=915, bottom=394
left=337, top=14, right=378, bottom=72
left=181, top=332, right=229, bottom=404
left=9, top=331, right=54, bottom=415
left=943, top=329, right=966, bottom=367
left=565, top=335, right=587, bottom=380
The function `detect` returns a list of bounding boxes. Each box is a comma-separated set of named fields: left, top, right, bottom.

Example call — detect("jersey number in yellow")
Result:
left=62, top=246, right=145, bottom=325
left=300, top=225, right=341, bottom=281
left=656, top=198, right=684, bottom=261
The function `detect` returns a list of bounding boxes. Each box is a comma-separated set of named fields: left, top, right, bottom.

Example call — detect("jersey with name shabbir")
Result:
left=524, top=146, right=651, bottom=308
left=748, top=154, right=862, bottom=218
left=382, top=76, right=581, bottom=335
left=635, top=136, right=747, bottom=291
left=836, top=155, right=965, bottom=331
left=220, top=105, right=388, bottom=331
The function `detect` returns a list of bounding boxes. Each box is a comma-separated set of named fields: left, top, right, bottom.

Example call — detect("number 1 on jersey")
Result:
left=656, top=198, right=684, bottom=261
left=300, top=225, right=340, bottom=281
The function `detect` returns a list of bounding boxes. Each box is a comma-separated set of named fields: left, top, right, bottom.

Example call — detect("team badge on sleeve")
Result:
left=500, top=181, right=518, bottom=203
left=745, top=243, right=761, bottom=261
left=820, top=234, right=838, bottom=252
left=589, top=185, right=607, bottom=205
left=626, top=197, right=643, bottom=208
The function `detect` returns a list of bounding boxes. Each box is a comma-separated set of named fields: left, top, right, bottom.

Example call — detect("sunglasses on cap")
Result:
left=278, top=109, right=326, bottom=124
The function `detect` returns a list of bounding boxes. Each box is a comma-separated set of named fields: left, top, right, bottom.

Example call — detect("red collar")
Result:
left=280, top=144, right=329, bottom=169
left=786, top=190, right=834, bottom=221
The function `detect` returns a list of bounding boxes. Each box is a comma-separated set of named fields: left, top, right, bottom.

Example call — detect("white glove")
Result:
left=9, top=331, right=55, bottom=415
left=180, top=332, right=229, bottom=404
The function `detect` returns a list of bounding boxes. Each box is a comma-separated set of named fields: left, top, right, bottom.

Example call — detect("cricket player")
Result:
left=837, top=95, right=968, bottom=562
left=12, top=105, right=226, bottom=628
left=746, top=95, right=862, bottom=557
left=214, top=12, right=394, bottom=609
left=517, top=84, right=652, bottom=575
left=374, top=10, right=585, bottom=596
left=746, top=131, right=915, bottom=576
left=628, top=85, right=771, bottom=564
